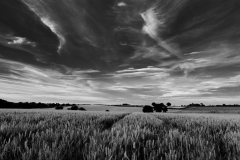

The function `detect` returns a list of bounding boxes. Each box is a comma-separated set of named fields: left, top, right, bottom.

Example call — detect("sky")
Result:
left=1, top=0, right=240, bottom=105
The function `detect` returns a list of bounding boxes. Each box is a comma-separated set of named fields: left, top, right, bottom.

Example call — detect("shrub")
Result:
left=142, top=105, right=153, bottom=113
left=78, top=107, right=86, bottom=111
left=55, top=106, right=63, bottom=110
left=70, top=105, right=79, bottom=110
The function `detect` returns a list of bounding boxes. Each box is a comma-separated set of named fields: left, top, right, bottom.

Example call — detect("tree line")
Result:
left=0, top=99, right=67, bottom=109
left=143, top=102, right=171, bottom=113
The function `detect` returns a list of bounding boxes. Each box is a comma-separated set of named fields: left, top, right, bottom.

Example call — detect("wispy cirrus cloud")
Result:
left=139, top=4, right=181, bottom=57
left=1, top=0, right=240, bottom=105
left=108, top=66, right=170, bottom=79
left=40, top=17, right=65, bottom=53
left=21, top=0, right=65, bottom=53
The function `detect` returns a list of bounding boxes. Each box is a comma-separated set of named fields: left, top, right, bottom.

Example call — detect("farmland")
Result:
left=179, top=106, right=240, bottom=114
left=53, top=104, right=240, bottom=114
left=62, top=104, right=143, bottom=113
left=1, top=110, right=240, bottom=160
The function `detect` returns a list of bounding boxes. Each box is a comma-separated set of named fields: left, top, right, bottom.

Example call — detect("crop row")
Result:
left=0, top=111, right=240, bottom=160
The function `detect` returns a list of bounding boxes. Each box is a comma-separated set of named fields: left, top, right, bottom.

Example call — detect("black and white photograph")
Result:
left=1, top=0, right=240, bottom=159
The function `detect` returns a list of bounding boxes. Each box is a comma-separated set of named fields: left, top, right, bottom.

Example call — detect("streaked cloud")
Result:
left=0, top=58, right=106, bottom=103
left=40, top=18, right=65, bottom=53
left=22, top=0, right=65, bottom=53
left=72, top=69, right=100, bottom=75
left=1, top=0, right=240, bottom=105
left=108, top=66, right=170, bottom=79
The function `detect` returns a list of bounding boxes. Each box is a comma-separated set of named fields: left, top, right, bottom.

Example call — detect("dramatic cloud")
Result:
left=0, top=0, right=240, bottom=105
left=40, top=18, right=65, bottom=53
left=141, top=7, right=162, bottom=39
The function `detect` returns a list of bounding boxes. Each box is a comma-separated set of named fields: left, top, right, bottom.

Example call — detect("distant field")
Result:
left=45, top=104, right=178, bottom=113
left=2, top=105, right=240, bottom=114
left=0, top=104, right=142, bottom=113
left=72, top=105, right=240, bottom=114
left=180, top=106, right=240, bottom=113
left=74, top=105, right=143, bottom=112
left=1, top=111, right=240, bottom=159
left=52, top=105, right=183, bottom=113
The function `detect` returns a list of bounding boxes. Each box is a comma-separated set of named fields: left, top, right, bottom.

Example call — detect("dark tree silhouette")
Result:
left=152, top=102, right=156, bottom=107
left=166, top=102, right=171, bottom=107
left=200, top=103, right=205, bottom=106
left=153, top=103, right=164, bottom=112
left=162, top=106, right=168, bottom=112
left=70, top=105, right=79, bottom=110
left=0, top=99, right=84, bottom=110
left=142, top=105, right=153, bottom=113
left=151, top=102, right=169, bottom=113
left=152, top=102, right=162, bottom=112
left=55, top=106, right=63, bottom=110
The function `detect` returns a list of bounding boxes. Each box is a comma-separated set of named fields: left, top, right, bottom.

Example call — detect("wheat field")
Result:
left=0, top=111, right=240, bottom=160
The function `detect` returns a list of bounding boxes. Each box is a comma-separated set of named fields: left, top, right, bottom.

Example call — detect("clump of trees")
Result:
left=142, top=105, right=154, bottom=113
left=70, top=105, right=79, bottom=110
left=186, top=103, right=240, bottom=107
left=78, top=107, right=86, bottom=111
left=0, top=99, right=89, bottom=110
left=152, top=102, right=169, bottom=112
left=67, top=105, right=86, bottom=111
left=0, top=99, right=60, bottom=109
left=187, top=103, right=205, bottom=107
left=142, top=102, right=171, bottom=113
left=55, top=105, right=64, bottom=110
